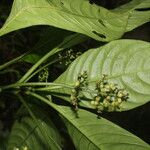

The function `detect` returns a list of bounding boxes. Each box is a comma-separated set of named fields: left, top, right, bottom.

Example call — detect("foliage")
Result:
left=0, top=0, right=150, bottom=150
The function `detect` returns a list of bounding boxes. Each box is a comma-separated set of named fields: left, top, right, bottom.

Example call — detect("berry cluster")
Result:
left=70, top=71, right=88, bottom=111
left=91, top=75, right=129, bottom=113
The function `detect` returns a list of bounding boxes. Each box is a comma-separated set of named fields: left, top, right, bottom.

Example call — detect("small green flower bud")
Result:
left=117, top=98, right=122, bottom=103
left=106, top=96, right=110, bottom=100
left=122, top=90, right=128, bottom=96
left=111, top=101, right=116, bottom=107
left=72, top=101, right=77, bottom=106
left=115, top=101, right=120, bottom=106
left=71, top=89, right=77, bottom=94
left=97, top=105, right=104, bottom=111
left=91, top=100, right=95, bottom=105
left=111, top=96, right=115, bottom=101
left=95, top=96, right=100, bottom=102
left=70, top=95, right=76, bottom=101
left=75, top=80, right=80, bottom=87
left=101, top=88, right=106, bottom=92
left=108, top=106, right=115, bottom=111
left=103, top=100, right=109, bottom=107
left=117, top=91, right=123, bottom=98
left=105, top=84, right=110, bottom=89
left=109, top=83, right=116, bottom=90
left=94, top=101, right=99, bottom=106
left=100, top=84, right=104, bottom=88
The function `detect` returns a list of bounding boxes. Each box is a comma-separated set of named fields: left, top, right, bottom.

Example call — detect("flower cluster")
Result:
left=70, top=71, right=88, bottom=111
left=58, top=49, right=82, bottom=65
left=38, top=67, right=49, bottom=82
left=91, top=75, right=129, bottom=114
left=70, top=73, right=129, bottom=118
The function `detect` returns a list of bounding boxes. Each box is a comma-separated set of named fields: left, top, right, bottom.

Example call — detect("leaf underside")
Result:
left=54, top=39, right=150, bottom=111
left=57, top=105, right=150, bottom=150
left=0, top=0, right=149, bottom=41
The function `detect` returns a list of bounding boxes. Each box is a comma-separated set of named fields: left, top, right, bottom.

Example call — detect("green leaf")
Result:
left=0, top=0, right=149, bottom=41
left=7, top=105, right=62, bottom=150
left=27, top=93, right=150, bottom=150
left=113, top=0, right=150, bottom=31
left=59, top=106, right=150, bottom=150
left=54, top=39, right=150, bottom=111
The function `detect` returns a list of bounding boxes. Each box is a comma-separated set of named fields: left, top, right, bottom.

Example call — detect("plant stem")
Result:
left=0, top=50, right=31, bottom=70
left=0, top=69, right=21, bottom=78
left=1, top=82, right=73, bottom=90
left=18, top=47, right=62, bottom=83
left=26, top=91, right=62, bottom=114
left=24, top=58, right=63, bottom=82
left=18, top=33, right=84, bottom=83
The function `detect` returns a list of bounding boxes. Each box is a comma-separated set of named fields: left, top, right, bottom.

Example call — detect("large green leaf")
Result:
left=0, top=0, right=149, bottom=41
left=60, top=106, right=150, bottom=150
left=7, top=105, right=62, bottom=150
left=27, top=93, right=150, bottom=150
left=54, top=40, right=150, bottom=111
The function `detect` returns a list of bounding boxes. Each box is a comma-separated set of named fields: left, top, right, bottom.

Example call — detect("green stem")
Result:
left=18, top=33, right=83, bottom=83
left=18, top=47, right=62, bottom=83
left=16, top=94, right=61, bottom=150
left=25, top=58, right=63, bottom=82
left=1, top=82, right=73, bottom=90
left=26, top=91, right=62, bottom=114
left=0, top=69, right=21, bottom=78
left=0, top=50, right=31, bottom=70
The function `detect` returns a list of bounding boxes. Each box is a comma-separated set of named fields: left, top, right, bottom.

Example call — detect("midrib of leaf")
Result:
left=88, top=69, right=150, bottom=84
left=17, top=123, right=37, bottom=147
left=57, top=67, right=150, bottom=88
left=65, top=119, right=100, bottom=150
